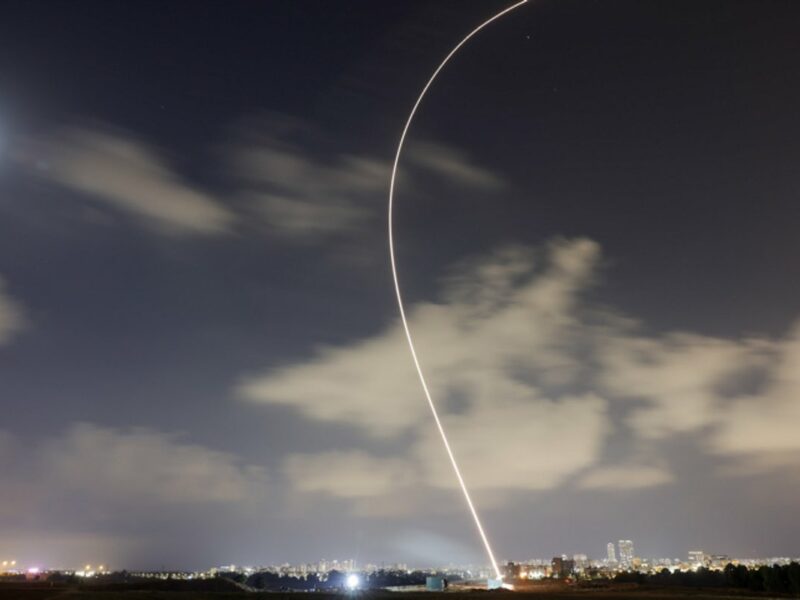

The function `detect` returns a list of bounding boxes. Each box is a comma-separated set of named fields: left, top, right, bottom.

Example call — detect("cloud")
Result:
left=417, top=392, right=608, bottom=492
left=41, top=423, right=267, bottom=506
left=13, top=115, right=504, bottom=247
left=18, top=126, right=235, bottom=235
left=240, top=239, right=601, bottom=436
left=407, top=141, right=505, bottom=189
left=242, top=238, right=612, bottom=507
left=239, top=321, right=425, bottom=436
left=0, top=423, right=267, bottom=519
left=0, top=276, right=25, bottom=345
left=711, top=324, right=800, bottom=460
left=253, top=192, right=373, bottom=237
left=282, top=449, right=428, bottom=518
left=234, top=140, right=386, bottom=237
left=593, top=310, right=800, bottom=466
left=598, top=330, right=776, bottom=439
left=0, top=423, right=270, bottom=567
left=285, top=450, right=415, bottom=499
left=577, top=464, right=674, bottom=490
left=229, top=116, right=504, bottom=241
left=241, top=236, right=800, bottom=512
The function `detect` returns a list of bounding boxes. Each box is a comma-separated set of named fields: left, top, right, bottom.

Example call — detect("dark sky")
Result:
left=1, top=0, right=799, bottom=571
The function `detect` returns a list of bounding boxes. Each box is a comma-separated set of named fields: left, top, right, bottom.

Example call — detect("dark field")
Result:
left=0, top=580, right=794, bottom=600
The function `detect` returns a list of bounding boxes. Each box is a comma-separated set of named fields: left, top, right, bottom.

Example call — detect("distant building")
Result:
left=688, top=550, right=706, bottom=567
left=573, top=555, right=588, bottom=572
left=551, top=556, right=575, bottom=578
left=607, top=543, right=617, bottom=564
left=618, top=540, right=634, bottom=568
left=710, top=555, right=731, bottom=569
left=503, top=562, right=521, bottom=580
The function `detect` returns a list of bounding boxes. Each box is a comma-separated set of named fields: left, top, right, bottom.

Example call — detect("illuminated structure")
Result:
left=688, top=550, right=706, bottom=568
left=607, top=543, right=617, bottom=564
left=573, top=554, right=588, bottom=572
left=387, top=0, right=528, bottom=582
left=0, top=560, right=17, bottom=574
left=504, top=562, right=521, bottom=579
left=551, top=556, right=575, bottom=578
left=426, top=576, right=446, bottom=591
left=618, top=540, right=634, bottom=568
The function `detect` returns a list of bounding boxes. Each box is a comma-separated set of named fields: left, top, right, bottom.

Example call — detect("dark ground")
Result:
left=1, top=579, right=796, bottom=600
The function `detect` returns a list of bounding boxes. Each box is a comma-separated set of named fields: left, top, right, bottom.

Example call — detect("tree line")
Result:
left=239, top=568, right=444, bottom=591
left=613, top=563, right=800, bottom=594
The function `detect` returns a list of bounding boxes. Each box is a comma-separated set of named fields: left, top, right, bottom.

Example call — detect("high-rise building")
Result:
left=618, top=540, right=634, bottom=567
left=607, top=543, right=617, bottom=564
left=573, top=554, right=588, bottom=572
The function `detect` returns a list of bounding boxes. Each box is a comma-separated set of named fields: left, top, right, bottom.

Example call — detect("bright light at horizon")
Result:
left=345, top=573, right=360, bottom=590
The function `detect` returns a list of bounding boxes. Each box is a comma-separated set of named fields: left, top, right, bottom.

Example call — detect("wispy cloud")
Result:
left=0, top=423, right=268, bottom=523
left=42, top=423, right=268, bottom=506
left=13, top=115, right=504, bottom=247
left=284, top=450, right=415, bottom=499
left=228, top=115, right=505, bottom=241
left=235, top=143, right=386, bottom=237
left=17, top=126, right=235, bottom=235
left=407, top=141, right=505, bottom=189
left=577, top=464, right=674, bottom=490
left=0, top=276, right=25, bottom=346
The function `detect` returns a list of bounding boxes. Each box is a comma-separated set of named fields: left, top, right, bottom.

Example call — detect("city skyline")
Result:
left=3, top=539, right=799, bottom=575
left=1, top=0, right=799, bottom=570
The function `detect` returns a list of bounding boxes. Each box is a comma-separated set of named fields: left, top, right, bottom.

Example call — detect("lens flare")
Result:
left=387, top=0, right=528, bottom=582
left=345, top=573, right=360, bottom=590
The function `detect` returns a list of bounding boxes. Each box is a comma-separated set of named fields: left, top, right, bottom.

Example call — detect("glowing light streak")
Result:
left=387, top=0, right=528, bottom=582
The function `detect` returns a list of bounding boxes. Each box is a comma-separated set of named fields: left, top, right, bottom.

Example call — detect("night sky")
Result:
left=1, top=0, right=799, bottom=570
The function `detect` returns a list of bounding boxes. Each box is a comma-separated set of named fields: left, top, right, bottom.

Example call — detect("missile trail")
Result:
left=387, top=0, right=528, bottom=582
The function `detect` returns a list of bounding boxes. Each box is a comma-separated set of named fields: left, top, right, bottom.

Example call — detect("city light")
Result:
left=3, top=549, right=799, bottom=594
left=345, top=573, right=360, bottom=590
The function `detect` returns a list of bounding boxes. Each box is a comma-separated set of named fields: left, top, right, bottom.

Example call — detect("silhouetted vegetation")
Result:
left=613, top=562, right=800, bottom=595
left=243, top=568, right=450, bottom=591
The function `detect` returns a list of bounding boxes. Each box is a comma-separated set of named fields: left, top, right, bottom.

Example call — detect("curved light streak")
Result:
left=388, top=0, right=528, bottom=582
